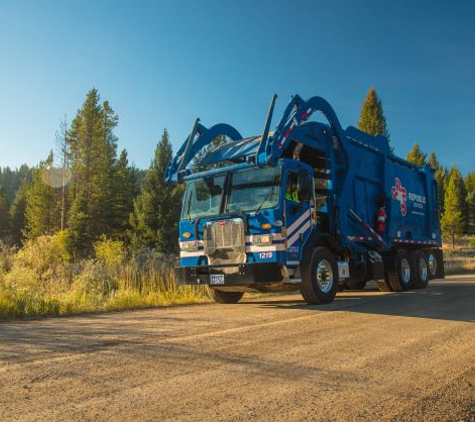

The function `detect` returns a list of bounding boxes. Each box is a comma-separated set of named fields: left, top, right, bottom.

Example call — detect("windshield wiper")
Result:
left=255, top=177, right=278, bottom=216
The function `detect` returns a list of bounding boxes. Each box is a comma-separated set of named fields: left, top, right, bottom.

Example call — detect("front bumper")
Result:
left=175, top=263, right=284, bottom=286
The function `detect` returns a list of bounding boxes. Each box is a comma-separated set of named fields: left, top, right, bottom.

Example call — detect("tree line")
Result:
left=405, top=142, right=475, bottom=247
left=0, top=88, right=179, bottom=256
left=0, top=87, right=473, bottom=255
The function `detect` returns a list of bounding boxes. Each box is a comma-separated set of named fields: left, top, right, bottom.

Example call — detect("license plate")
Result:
left=210, top=274, right=225, bottom=285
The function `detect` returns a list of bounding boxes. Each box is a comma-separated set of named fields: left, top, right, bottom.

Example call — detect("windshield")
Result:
left=181, top=175, right=225, bottom=220
left=225, top=167, right=281, bottom=213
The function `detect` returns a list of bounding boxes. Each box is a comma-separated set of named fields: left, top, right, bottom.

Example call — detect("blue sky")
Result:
left=0, top=0, right=474, bottom=173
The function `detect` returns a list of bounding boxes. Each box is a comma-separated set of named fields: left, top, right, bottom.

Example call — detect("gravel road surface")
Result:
left=1, top=275, right=475, bottom=421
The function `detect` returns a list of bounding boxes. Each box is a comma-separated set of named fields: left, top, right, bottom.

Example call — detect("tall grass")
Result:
left=443, top=235, right=475, bottom=275
left=0, top=236, right=209, bottom=318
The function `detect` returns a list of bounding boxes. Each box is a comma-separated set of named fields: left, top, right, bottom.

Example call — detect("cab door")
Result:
left=284, top=169, right=314, bottom=266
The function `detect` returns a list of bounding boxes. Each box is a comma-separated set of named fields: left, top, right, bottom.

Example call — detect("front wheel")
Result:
left=300, top=247, right=338, bottom=304
left=207, top=287, right=244, bottom=304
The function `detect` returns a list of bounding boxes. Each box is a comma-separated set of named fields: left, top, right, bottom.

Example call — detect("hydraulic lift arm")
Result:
left=165, top=119, right=242, bottom=184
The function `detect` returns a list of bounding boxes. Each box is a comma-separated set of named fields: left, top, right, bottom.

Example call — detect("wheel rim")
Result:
left=401, top=258, right=411, bottom=284
left=428, top=254, right=437, bottom=276
left=418, top=257, right=428, bottom=281
left=316, top=259, right=334, bottom=293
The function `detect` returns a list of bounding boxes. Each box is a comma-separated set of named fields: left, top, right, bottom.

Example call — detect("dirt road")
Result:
left=1, top=275, right=475, bottom=421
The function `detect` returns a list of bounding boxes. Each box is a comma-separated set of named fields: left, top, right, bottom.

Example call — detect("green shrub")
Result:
left=14, top=234, right=70, bottom=282
left=94, top=236, right=126, bottom=268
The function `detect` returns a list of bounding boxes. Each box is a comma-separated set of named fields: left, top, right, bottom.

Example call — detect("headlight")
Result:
left=253, top=235, right=272, bottom=246
left=181, top=241, right=199, bottom=251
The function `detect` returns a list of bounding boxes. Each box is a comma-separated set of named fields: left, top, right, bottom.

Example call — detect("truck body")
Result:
left=166, top=94, right=444, bottom=304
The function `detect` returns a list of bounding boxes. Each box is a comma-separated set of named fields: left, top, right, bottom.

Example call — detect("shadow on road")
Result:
left=247, top=280, right=475, bottom=323
left=0, top=280, right=473, bottom=367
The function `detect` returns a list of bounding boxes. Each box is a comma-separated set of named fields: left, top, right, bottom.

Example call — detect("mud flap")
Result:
left=434, top=249, right=445, bottom=279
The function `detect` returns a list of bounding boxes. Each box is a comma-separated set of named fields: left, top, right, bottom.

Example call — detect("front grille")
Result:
left=204, top=218, right=246, bottom=266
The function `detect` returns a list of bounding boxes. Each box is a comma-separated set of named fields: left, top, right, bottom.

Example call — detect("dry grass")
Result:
left=0, top=236, right=209, bottom=318
left=443, top=236, right=475, bottom=275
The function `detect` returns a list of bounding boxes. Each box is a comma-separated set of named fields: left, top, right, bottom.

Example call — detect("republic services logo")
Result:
left=392, top=178, right=407, bottom=216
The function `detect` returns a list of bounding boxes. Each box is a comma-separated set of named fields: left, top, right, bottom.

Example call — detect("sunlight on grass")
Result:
left=443, top=236, right=475, bottom=275
left=0, top=236, right=209, bottom=318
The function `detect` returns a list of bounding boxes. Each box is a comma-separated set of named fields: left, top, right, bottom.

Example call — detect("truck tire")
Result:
left=207, top=287, right=244, bottom=304
left=376, top=278, right=393, bottom=292
left=300, top=247, right=338, bottom=304
left=386, top=249, right=414, bottom=292
left=426, top=250, right=438, bottom=279
left=412, top=250, right=430, bottom=289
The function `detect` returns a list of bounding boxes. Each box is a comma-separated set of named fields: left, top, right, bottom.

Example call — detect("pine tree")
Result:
left=67, top=88, right=119, bottom=255
left=98, top=100, right=119, bottom=234
left=428, top=152, right=438, bottom=170
left=406, top=142, right=427, bottom=167
left=9, top=181, right=28, bottom=245
left=357, top=88, right=390, bottom=147
left=434, top=165, right=447, bottom=213
left=24, top=153, right=61, bottom=239
left=465, top=171, right=475, bottom=234
left=111, top=149, right=136, bottom=241
left=449, top=166, right=468, bottom=232
left=0, top=186, right=10, bottom=240
left=441, top=167, right=464, bottom=248
left=129, top=129, right=181, bottom=253
left=427, top=152, right=446, bottom=212
left=66, top=191, right=91, bottom=255
left=0, top=164, right=32, bottom=204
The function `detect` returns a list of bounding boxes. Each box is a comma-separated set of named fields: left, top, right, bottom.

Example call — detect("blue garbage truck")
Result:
left=165, top=94, right=444, bottom=304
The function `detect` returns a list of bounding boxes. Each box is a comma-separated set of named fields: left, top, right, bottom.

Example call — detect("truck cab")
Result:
left=177, top=159, right=321, bottom=299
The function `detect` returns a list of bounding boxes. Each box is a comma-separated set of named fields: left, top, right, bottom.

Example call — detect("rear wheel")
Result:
left=376, top=278, right=393, bottom=292
left=427, top=251, right=438, bottom=279
left=386, top=249, right=414, bottom=292
left=412, top=250, right=430, bottom=289
left=207, top=287, right=244, bottom=304
left=300, top=247, right=338, bottom=304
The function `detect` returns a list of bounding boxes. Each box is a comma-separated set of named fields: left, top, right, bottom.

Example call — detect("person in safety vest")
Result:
left=286, top=178, right=300, bottom=203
